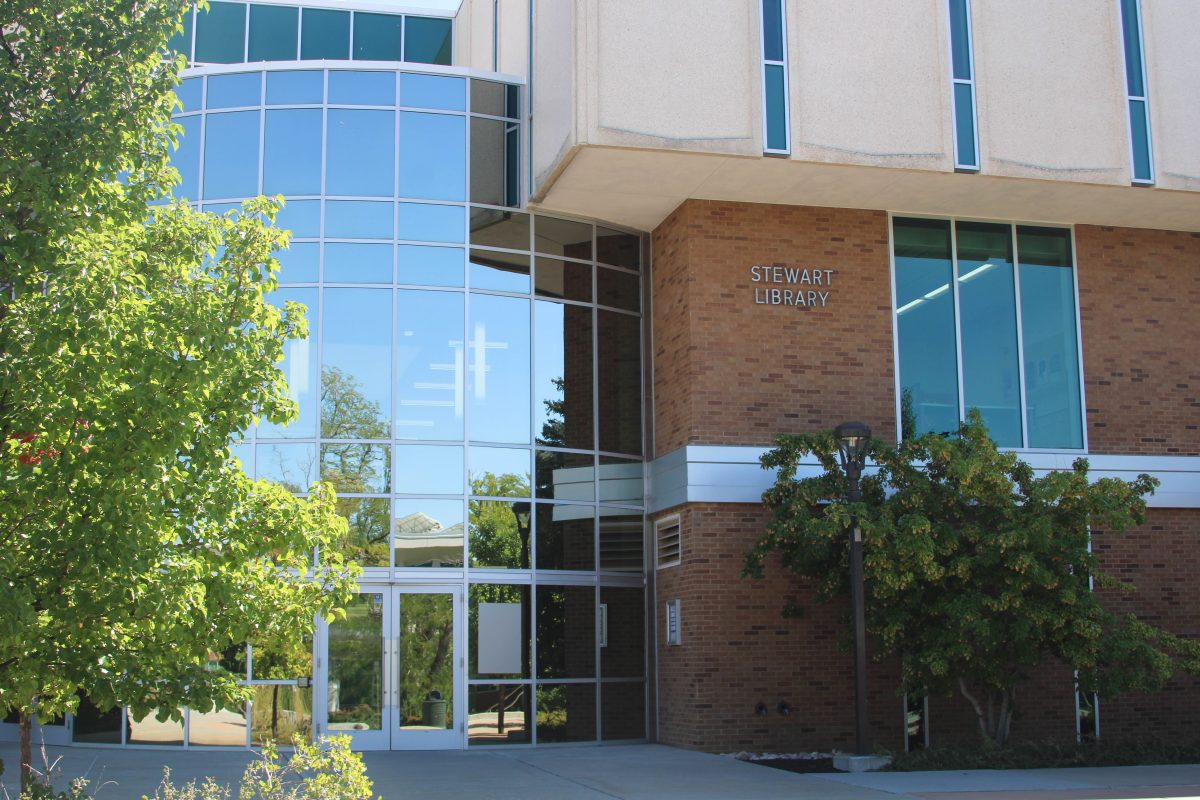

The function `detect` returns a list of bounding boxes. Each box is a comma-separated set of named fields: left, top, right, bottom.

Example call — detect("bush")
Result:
left=888, top=736, right=1200, bottom=771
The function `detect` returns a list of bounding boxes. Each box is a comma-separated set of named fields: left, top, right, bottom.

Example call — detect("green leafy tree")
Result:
left=0, top=0, right=356, bottom=791
left=745, top=412, right=1200, bottom=746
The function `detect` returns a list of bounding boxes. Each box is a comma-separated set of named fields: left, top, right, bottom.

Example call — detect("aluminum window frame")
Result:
left=946, top=0, right=980, bottom=172
left=1117, top=0, right=1154, bottom=185
left=758, top=0, right=791, bottom=157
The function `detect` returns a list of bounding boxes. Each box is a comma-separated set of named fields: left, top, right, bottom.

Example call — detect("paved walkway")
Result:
left=2, top=743, right=1199, bottom=800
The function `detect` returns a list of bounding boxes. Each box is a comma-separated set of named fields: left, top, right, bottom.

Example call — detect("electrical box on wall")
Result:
left=665, top=599, right=681, bottom=646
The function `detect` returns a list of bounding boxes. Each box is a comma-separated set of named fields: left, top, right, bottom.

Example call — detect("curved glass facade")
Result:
left=150, top=62, right=646, bottom=748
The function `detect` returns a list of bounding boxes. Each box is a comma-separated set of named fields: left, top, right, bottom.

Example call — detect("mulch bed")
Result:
left=747, top=757, right=838, bottom=774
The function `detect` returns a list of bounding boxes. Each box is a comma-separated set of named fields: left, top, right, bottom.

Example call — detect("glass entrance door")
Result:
left=323, top=587, right=462, bottom=750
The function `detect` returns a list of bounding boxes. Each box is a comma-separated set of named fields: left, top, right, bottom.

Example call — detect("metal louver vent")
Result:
left=655, top=515, right=681, bottom=570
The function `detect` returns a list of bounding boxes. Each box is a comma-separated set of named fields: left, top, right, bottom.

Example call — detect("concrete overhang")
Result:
left=531, top=145, right=1200, bottom=235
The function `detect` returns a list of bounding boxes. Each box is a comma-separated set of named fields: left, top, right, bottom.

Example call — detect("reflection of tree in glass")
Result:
left=320, top=367, right=391, bottom=565
left=398, top=594, right=454, bottom=727
left=538, top=376, right=566, bottom=447
left=328, top=595, right=383, bottom=729
left=468, top=472, right=530, bottom=569
left=249, top=637, right=313, bottom=745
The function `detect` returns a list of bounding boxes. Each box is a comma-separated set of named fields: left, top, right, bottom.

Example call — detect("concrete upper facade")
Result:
left=456, top=0, right=1200, bottom=233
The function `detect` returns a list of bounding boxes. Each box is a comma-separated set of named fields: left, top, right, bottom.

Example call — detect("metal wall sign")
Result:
left=749, top=265, right=835, bottom=307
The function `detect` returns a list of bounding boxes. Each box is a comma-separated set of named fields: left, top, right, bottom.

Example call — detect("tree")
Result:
left=0, top=1, right=356, bottom=790
left=745, top=413, right=1200, bottom=746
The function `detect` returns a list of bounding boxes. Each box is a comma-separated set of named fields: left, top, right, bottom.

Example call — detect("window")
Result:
left=947, top=0, right=978, bottom=170
left=892, top=217, right=1083, bottom=449
left=759, top=0, right=789, bottom=155
left=1118, top=0, right=1153, bottom=184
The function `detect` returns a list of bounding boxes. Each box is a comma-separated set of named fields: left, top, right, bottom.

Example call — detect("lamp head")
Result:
left=833, top=421, right=872, bottom=471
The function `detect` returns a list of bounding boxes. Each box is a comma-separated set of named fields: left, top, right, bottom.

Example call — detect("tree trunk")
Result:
left=19, top=708, right=33, bottom=795
left=958, top=679, right=1016, bottom=746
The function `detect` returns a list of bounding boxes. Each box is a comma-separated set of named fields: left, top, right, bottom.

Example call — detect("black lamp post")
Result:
left=833, top=421, right=872, bottom=756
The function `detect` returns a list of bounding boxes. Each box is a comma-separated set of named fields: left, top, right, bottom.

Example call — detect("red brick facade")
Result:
left=647, top=200, right=1200, bottom=753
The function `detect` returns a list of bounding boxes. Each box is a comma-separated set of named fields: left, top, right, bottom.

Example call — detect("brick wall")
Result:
left=650, top=200, right=897, bottom=458
left=1076, top=225, right=1200, bottom=456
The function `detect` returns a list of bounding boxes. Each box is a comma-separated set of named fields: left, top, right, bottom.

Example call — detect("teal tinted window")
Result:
left=893, top=218, right=958, bottom=439
left=203, top=111, right=260, bottom=199
left=175, top=78, right=202, bottom=112
left=764, top=64, right=787, bottom=151
left=397, top=203, right=464, bottom=244
left=396, top=245, right=464, bottom=287
left=206, top=72, right=261, bottom=109
left=956, top=222, right=1021, bottom=447
left=327, top=110, right=395, bottom=196
left=948, top=0, right=971, bottom=80
left=761, top=0, right=784, bottom=62
left=353, top=12, right=403, bottom=61
left=954, top=83, right=977, bottom=168
left=404, top=17, right=452, bottom=65
left=276, top=200, right=321, bottom=238
left=264, top=109, right=322, bottom=196
left=266, top=71, right=323, bottom=105
left=1129, top=99, right=1152, bottom=181
left=167, top=8, right=193, bottom=60
left=329, top=71, right=395, bottom=105
left=395, top=290, right=465, bottom=440
left=400, top=73, right=465, bottom=111
left=194, top=2, right=246, bottom=64
left=326, top=201, right=393, bottom=239
left=1119, top=0, right=1144, bottom=97
left=1017, top=227, right=1082, bottom=449
left=301, top=8, right=350, bottom=60
left=399, top=112, right=465, bottom=201
left=248, top=4, right=299, bottom=62
left=324, top=243, right=393, bottom=284
left=171, top=116, right=201, bottom=200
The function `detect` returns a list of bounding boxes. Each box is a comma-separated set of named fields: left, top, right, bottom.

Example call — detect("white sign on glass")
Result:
left=478, top=602, right=522, bottom=674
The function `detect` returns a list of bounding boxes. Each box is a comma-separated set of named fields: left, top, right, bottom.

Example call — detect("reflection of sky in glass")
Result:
left=175, top=78, right=202, bottom=112
left=395, top=498, right=463, bottom=531
left=172, top=116, right=201, bottom=200
left=203, top=111, right=259, bottom=199
left=261, top=288, right=317, bottom=438
left=400, top=73, right=465, bottom=111
left=469, top=294, right=530, bottom=444
left=326, top=110, right=394, bottom=196
left=325, top=201, right=393, bottom=239
left=256, top=442, right=317, bottom=491
left=321, top=289, right=391, bottom=439
left=276, top=200, right=320, bottom=238
left=395, top=290, right=463, bottom=440
left=469, top=249, right=529, bottom=293
left=399, top=112, right=465, bottom=201
left=397, top=203, right=464, bottom=244
left=207, top=73, right=261, bottom=109
left=395, top=445, right=464, bottom=494
left=329, top=71, right=395, bottom=106
left=276, top=242, right=319, bottom=284
left=325, top=243, right=393, bottom=284
left=264, top=109, right=322, bottom=196
left=397, top=245, right=464, bottom=287
left=229, top=442, right=252, bottom=477
left=469, top=447, right=531, bottom=496
left=266, top=71, right=323, bottom=105
left=394, top=498, right=463, bottom=568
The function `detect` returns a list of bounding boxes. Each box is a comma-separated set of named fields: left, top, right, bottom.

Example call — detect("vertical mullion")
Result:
left=1010, top=225, right=1029, bottom=448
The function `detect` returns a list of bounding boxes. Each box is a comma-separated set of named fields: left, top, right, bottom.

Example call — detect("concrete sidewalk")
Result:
left=2, top=742, right=1199, bottom=800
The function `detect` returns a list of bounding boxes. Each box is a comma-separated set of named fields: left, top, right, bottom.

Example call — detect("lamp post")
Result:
left=834, top=421, right=872, bottom=756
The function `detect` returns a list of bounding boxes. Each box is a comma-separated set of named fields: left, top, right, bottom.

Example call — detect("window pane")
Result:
left=397, top=245, right=464, bottom=287
left=399, top=112, right=466, bottom=201
left=469, top=294, right=530, bottom=444
left=538, top=684, right=596, bottom=743
left=535, top=257, right=591, bottom=303
left=893, top=217, right=958, bottom=439
left=248, top=4, right=298, bottom=61
left=195, top=1, right=246, bottom=64
left=394, top=498, right=464, bottom=567
left=469, top=447, right=531, bottom=497
left=321, top=289, right=391, bottom=439
left=535, top=301, right=593, bottom=449
left=1018, top=226, right=1082, bottom=449
left=764, top=63, right=787, bottom=151
left=400, top=73, right=466, bottom=111
left=949, top=0, right=971, bottom=81
left=471, top=80, right=507, bottom=117
left=203, top=111, right=260, bottom=199
left=264, top=109, right=322, bottom=196
left=537, top=586, right=596, bottom=678
left=276, top=199, right=321, bottom=238
left=189, top=704, right=248, bottom=746
left=1129, top=99, right=1152, bottom=181
left=327, top=595, right=383, bottom=732
left=395, top=444, right=464, bottom=494
left=260, top=288, right=318, bottom=438
left=470, top=207, right=528, bottom=249
left=536, top=502, right=595, bottom=569
left=601, top=587, right=644, bottom=678
left=324, top=243, right=392, bottom=284
left=266, top=70, right=323, bottom=105
left=954, top=82, right=977, bottom=168
left=1120, top=0, right=1144, bottom=97
left=171, top=116, right=200, bottom=200
left=321, top=444, right=390, bottom=493
left=598, top=456, right=642, bottom=505
left=535, top=216, right=592, bottom=261
left=397, top=203, right=464, bottom=244
left=469, top=500, right=529, bottom=569
left=395, top=289, right=464, bottom=439
left=325, top=201, right=393, bottom=239
left=251, top=686, right=312, bottom=746
left=469, top=249, right=530, bottom=293
left=536, top=452, right=595, bottom=503
left=596, top=311, right=641, bottom=455
left=276, top=242, right=319, bottom=283
left=405, top=17, right=452, bottom=65
left=467, top=685, right=529, bottom=744
left=207, top=72, right=261, bottom=109
left=598, top=508, right=643, bottom=571
left=353, top=12, right=403, bottom=61
left=601, top=682, right=645, bottom=740
left=300, top=8, right=350, bottom=60
left=597, top=267, right=639, bottom=312
left=957, top=221, right=1021, bottom=447
left=471, top=117, right=518, bottom=207
left=329, top=71, right=395, bottom=105
left=329, top=497, right=390, bottom=566
left=761, top=0, right=784, bottom=62
left=327, top=110, right=395, bottom=196
left=175, top=77, right=202, bottom=112
left=72, top=696, right=122, bottom=744
left=596, top=227, right=640, bottom=270
left=167, top=9, right=193, bottom=60
left=256, top=443, right=317, bottom=492
left=129, top=709, right=184, bottom=746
